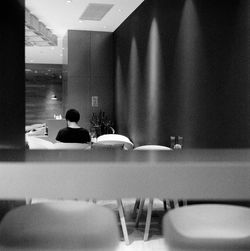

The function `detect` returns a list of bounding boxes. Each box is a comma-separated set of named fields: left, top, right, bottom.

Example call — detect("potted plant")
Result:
left=89, top=110, right=114, bottom=138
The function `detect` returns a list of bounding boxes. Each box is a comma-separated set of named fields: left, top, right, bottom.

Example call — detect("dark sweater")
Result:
left=56, top=127, right=90, bottom=143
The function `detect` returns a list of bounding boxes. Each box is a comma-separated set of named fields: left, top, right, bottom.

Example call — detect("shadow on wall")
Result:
left=114, top=0, right=250, bottom=148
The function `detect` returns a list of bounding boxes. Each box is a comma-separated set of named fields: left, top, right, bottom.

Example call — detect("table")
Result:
left=0, top=149, right=249, bottom=200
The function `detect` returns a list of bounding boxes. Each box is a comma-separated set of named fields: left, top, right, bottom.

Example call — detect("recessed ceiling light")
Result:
left=66, top=0, right=72, bottom=3
left=103, top=25, right=107, bottom=29
left=79, top=20, right=83, bottom=23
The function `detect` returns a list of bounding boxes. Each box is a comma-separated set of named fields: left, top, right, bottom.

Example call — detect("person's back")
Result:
left=56, top=109, right=90, bottom=144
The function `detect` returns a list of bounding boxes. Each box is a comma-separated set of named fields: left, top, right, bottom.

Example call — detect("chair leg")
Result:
left=144, top=198, right=153, bottom=241
left=117, top=199, right=129, bottom=245
left=182, top=199, right=188, bottom=206
left=173, top=199, right=179, bottom=208
left=25, top=198, right=32, bottom=205
left=135, top=198, right=145, bottom=227
left=89, top=199, right=97, bottom=203
left=132, top=198, right=140, bottom=218
left=163, top=199, right=168, bottom=211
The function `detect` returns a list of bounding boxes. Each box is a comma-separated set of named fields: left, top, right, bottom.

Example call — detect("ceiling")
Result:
left=25, top=0, right=144, bottom=64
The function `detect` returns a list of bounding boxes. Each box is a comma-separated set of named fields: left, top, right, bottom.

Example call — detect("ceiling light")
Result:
left=66, top=0, right=72, bottom=3
left=79, top=3, right=114, bottom=21
left=118, top=9, right=122, bottom=12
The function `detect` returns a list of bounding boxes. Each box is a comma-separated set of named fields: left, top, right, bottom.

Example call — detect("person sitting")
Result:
left=56, top=109, right=90, bottom=144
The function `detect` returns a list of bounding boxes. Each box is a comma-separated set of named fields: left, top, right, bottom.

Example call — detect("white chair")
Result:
left=163, top=204, right=250, bottom=250
left=133, top=145, right=172, bottom=241
left=25, top=136, right=54, bottom=149
left=53, top=142, right=91, bottom=150
left=134, top=145, right=172, bottom=151
left=25, top=142, right=90, bottom=204
left=0, top=201, right=120, bottom=251
left=97, top=134, right=134, bottom=150
left=95, top=134, right=133, bottom=245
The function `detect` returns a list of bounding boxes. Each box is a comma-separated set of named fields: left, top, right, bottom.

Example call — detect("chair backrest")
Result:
left=26, top=136, right=54, bottom=149
left=97, top=134, right=134, bottom=150
left=134, top=145, right=172, bottom=150
left=53, top=142, right=91, bottom=150
left=0, top=201, right=119, bottom=251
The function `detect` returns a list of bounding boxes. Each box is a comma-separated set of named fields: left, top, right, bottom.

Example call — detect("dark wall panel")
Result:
left=65, top=76, right=90, bottom=129
left=114, top=0, right=250, bottom=148
left=64, top=31, right=114, bottom=130
left=91, top=32, right=114, bottom=77
left=0, top=0, right=24, bottom=149
left=68, top=31, right=90, bottom=77
left=90, top=77, right=114, bottom=123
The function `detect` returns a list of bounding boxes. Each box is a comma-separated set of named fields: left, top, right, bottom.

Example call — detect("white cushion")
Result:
left=0, top=201, right=119, bottom=250
left=163, top=204, right=250, bottom=250
left=26, top=136, right=54, bottom=149
left=97, top=134, right=134, bottom=150
left=134, top=145, right=172, bottom=150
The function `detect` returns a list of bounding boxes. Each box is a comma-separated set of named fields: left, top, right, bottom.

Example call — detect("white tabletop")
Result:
left=0, top=149, right=249, bottom=200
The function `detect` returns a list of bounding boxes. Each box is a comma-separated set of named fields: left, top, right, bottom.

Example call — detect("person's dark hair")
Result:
left=65, top=109, right=80, bottom=123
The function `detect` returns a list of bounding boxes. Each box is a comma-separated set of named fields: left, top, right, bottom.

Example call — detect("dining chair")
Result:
left=0, top=201, right=120, bottom=251
left=163, top=204, right=250, bottom=250
left=96, top=134, right=134, bottom=150
left=133, top=145, right=172, bottom=241
left=25, top=142, right=91, bottom=205
left=25, top=135, right=54, bottom=149
left=92, top=135, right=133, bottom=245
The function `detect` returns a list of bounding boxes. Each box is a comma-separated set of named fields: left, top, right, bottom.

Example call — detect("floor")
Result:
left=117, top=237, right=166, bottom=251
left=98, top=198, right=168, bottom=251
left=30, top=198, right=168, bottom=251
